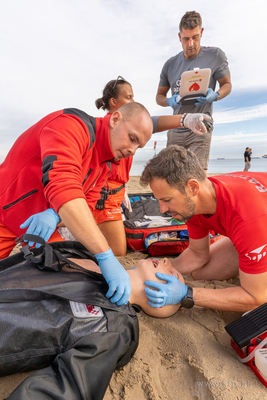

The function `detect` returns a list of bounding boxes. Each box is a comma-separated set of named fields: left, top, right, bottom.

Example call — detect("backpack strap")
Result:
left=0, top=235, right=98, bottom=273
left=109, top=183, right=125, bottom=195
left=14, top=234, right=65, bottom=272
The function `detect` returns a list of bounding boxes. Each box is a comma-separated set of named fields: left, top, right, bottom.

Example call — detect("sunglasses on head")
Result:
left=112, top=75, right=126, bottom=90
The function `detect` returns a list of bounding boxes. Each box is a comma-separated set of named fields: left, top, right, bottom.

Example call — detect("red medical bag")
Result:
left=122, top=193, right=221, bottom=256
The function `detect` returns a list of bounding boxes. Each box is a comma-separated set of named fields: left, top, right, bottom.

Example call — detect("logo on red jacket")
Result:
left=245, top=244, right=267, bottom=262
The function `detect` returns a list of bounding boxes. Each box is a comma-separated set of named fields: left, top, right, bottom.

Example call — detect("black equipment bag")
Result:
left=0, top=236, right=139, bottom=400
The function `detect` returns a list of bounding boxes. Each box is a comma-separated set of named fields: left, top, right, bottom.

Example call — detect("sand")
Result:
left=1, top=175, right=267, bottom=400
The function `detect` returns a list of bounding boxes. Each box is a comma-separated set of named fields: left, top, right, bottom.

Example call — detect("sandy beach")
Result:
left=1, top=175, right=267, bottom=399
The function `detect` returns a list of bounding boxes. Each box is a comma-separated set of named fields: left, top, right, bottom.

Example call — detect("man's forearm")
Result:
left=156, top=94, right=168, bottom=107
left=157, top=115, right=182, bottom=131
left=217, top=82, right=232, bottom=101
left=193, top=285, right=260, bottom=312
left=170, top=246, right=210, bottom=275
left=58, top=198, right=110, bottom=255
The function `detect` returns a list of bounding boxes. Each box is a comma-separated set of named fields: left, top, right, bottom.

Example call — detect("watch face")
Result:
left=181, top=297, right=194, bottom=309
left=181, top=287, right=194, bottom=309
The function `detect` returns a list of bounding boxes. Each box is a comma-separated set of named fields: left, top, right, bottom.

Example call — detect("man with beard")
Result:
left=140, top=145, right=267, bottom=312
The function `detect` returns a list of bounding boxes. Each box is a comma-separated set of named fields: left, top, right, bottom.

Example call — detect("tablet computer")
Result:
left=179, top=68, right=211, bottom=106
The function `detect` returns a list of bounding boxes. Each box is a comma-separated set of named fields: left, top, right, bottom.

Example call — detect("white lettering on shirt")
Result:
left=224, top=174, right=267, bottom=193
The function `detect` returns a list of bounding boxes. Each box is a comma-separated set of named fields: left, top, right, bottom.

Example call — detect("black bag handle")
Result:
left=15, top=234, right=68, bottom=272
left=0, top=235, right=98, bottom=273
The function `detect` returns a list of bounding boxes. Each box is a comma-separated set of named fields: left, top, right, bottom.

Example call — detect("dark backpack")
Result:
left=0, top=236, right=139, bottom=400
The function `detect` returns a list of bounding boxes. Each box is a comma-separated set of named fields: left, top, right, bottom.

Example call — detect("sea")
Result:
left=130, top=157, right=267, bottom=176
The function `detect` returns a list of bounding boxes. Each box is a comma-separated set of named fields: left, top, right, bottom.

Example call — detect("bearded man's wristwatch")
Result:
left=181, top=286, right=194, bottom=309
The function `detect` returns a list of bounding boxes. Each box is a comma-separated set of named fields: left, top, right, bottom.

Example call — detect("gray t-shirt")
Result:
left=159, top=46, right=230, bottom=132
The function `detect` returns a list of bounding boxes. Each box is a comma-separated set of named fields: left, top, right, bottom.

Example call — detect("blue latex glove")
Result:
left=20, top=208, right=60, bottom=248
left=166, top=94, right=180, bottom=109
left=195, top=88, right=218, bottom=105
left=95, top=248, right=131, bottom=306
left=145, top=272, right=188, bottom=308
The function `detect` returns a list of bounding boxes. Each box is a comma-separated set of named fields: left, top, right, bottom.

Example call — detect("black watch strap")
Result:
left=181, top=286, right=194, bottom=309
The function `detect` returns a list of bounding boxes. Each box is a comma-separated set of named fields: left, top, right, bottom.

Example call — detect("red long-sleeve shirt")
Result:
left=0, top=108, right=119, bottom=235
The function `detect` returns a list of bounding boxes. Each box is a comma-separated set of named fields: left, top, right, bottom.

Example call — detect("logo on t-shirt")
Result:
left=245, top=244, right=267, bottom=263
left=224, top=174, right=267, bottom=193
left=173, top=79, right=181, bottom=94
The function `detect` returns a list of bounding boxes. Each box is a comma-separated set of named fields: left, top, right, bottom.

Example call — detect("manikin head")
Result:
left=69, top=256, right=184, bottom=318
left=128, top=257, right=184, bottom=318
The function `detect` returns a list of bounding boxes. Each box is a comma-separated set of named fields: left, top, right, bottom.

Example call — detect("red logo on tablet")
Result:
left=189, top=83, right=200, bottom=92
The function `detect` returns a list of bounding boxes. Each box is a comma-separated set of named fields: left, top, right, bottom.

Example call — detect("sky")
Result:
left=1, top=0, right=267, bottom=168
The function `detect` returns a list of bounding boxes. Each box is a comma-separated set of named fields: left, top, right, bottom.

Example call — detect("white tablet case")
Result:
left=179, top=68, right=211, bottom=105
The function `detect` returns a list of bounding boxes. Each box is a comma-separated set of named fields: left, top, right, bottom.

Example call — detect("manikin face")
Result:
left=132, top=257, right=184, bottom=318
left=109, top=111, right=152, bottom=161
left=134, top=257, right=183, bottom=282
left=68, top=257, right=184, bottom=318
left=178, top=26, right=203, bottom=59
left=111, top=83, right=134, bottom=109
left=150, top=178, right=196, bottom=223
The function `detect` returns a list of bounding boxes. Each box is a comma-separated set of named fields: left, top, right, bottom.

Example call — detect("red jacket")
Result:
left=108, top=157, right=133, bottom=184
left=0, top=108, right=119, bottom=235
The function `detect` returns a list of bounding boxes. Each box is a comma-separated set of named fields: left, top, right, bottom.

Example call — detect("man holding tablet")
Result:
left=156, top=10, right=232, bottom=171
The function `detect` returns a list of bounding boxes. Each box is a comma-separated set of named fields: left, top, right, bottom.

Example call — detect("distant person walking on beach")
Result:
left=140, top=145, right=267, bottom=312
left=244, top=146, right=251, bottom=171
left=156, top=10, right=232, bottom=172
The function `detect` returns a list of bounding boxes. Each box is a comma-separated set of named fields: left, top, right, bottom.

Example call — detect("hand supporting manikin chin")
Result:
left=69, top=256, right=183, bottom=318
